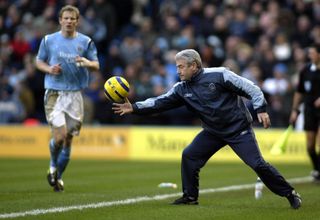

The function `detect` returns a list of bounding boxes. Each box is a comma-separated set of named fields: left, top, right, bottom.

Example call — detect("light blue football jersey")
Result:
left=36, top=31, right=98, bottom=91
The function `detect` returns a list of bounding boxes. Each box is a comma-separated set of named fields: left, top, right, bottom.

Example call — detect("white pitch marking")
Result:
left=0, top=176, right=312, bottom=219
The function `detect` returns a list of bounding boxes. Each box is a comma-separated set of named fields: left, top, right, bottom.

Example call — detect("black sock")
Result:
left=307, top=149, right=319, bottom=171
left=317, top=152, right=320, bottom=171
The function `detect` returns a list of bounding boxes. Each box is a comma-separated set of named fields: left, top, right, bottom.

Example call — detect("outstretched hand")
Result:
left=112, top=98, right=133, bottom=116
left=257, top=112, right=271, bottom=129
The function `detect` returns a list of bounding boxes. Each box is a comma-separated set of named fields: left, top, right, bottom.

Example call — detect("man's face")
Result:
left=308, top=48, right=320, bottom=64
left=176, top=59, right=197, bottom=81
left=59, top=11, right=78, bottom=34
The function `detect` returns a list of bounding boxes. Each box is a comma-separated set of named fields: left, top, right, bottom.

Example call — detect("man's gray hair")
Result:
left=175, top=49, right=202, bottom=68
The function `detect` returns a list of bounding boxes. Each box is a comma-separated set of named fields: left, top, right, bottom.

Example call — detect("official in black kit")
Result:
left=290, top=44, right=320, bottom=182
left=112, top=49, right=302, bottom=209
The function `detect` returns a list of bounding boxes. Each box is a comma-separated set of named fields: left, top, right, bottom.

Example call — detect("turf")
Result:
left=0, top=158, right=319, bottom=220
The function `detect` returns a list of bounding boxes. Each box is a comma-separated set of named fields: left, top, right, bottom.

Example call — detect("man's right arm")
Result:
left=289, top=92, right=303, bottom=124
left=35, top=36, right=61, bottom=75
left=35, top=59, right=61, bottom=75
left=35, top=59, right=50, bottom=73
left=112, top=85, right=183, bottom=116
left=132, top=85, right=184, bottom=115
left=289, top=68, right=305, bottom=124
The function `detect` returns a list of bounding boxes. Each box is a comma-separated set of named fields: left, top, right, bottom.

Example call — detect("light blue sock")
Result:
left=49, top=139, right=61, bottom=169
left=57, top=147, right=71, bottom=179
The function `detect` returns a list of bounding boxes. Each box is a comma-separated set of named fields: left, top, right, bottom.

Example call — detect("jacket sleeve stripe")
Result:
left=222, top=68, right=267, bottom=111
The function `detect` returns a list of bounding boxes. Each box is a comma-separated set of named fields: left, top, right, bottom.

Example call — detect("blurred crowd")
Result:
left=0, top=0, right=319, bottom=127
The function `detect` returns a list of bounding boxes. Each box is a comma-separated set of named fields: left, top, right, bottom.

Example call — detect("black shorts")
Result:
left=304, top=107, right=320, bottom=131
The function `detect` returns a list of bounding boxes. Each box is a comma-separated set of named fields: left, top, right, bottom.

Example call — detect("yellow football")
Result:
left=104, top=76, right=130, bottom=103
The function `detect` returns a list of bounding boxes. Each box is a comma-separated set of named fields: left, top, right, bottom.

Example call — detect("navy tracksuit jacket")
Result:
left=132, top=67, right=294, bottom=199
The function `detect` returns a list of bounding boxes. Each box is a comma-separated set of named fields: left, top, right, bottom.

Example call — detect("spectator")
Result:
left=9, top=30, right=31, bottom=68
left=92, top=0, right=117, bottom=45
left=0, top=84, right=26, bottom=123
left=119, top=36, right=144, bottom=65
left=79, top=7, right=107, bottom=51
left=262, top=63, right=292, bottom=127
left=273, top=32, right=292, bottom=63
left=291, top=15, right=313, bottom=48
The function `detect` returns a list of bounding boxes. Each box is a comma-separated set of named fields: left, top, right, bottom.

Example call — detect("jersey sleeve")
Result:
left=86, top=40, right=99, bottom=61
left=36, top=37, right=48, bottom=61
left=132, top=84, right=184, bottom=114
left=222, top=68, right=267, bottom=113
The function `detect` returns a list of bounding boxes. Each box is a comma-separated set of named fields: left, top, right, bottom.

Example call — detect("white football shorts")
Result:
left=44, top=89, right=83, bottom=136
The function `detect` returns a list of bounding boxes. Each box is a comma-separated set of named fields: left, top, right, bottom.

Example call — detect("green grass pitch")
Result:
left=0, top=158, right=319, bottom=220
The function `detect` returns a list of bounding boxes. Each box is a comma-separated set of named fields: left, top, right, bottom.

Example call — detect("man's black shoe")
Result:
left=171, top=196, right=198, bottom=205
left=53, top=179, right=64, bottom=192
left=286, top=190, right=302, bottom=209
left=47, top=169, right=57, bottom=187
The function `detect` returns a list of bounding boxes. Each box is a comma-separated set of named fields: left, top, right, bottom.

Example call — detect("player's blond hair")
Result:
left=59, top=5, right=80, bottom=20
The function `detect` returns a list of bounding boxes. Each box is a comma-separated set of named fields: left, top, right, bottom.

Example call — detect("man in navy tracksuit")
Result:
left=112, top=49, right=302, bottom=209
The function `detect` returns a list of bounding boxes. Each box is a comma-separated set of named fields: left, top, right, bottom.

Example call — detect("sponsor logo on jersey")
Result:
left=304, top=81, right=311, bottom=92
left=184, top=93, right=193, bottom=98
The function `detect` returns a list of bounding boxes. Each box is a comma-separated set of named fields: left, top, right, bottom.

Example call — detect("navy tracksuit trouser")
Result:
left=181, top=127, right=294, bottom=199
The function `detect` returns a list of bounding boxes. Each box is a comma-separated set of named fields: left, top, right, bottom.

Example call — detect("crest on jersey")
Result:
left=304, top=81, right=311, bottom=92
left=209, top=83, right=216, bottom=92
left=77, top=46, right=83, bottom=54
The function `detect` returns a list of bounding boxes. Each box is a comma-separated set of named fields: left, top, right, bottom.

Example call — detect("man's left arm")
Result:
left=76, top=40, right=100, bottom=71
left=222, top=68, right=267, bottom=112
left=75, top=56, right=99, bottom=71
left=222, top=69, right=270, bottom=128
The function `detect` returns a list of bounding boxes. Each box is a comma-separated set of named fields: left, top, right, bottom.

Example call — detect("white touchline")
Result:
left=0, top=176, right=312, bottom=219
